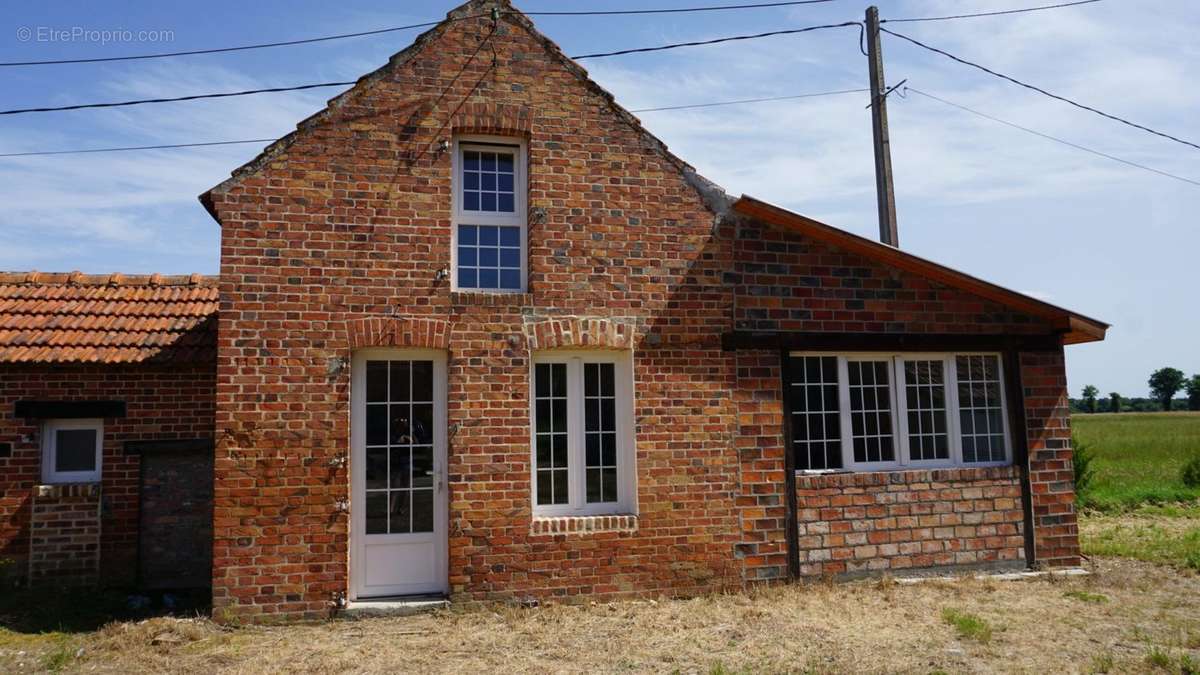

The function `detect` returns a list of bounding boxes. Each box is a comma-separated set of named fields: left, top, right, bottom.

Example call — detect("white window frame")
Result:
left=530, top=350, right=637, bottom=517
left=450, top=135, right=528, bottom=294
left=790, top=352, right=1011, bottom=473
left=41, top=418, right=103, bottom=484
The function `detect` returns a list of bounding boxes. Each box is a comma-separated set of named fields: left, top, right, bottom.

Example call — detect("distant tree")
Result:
left=1149, top=367, right=1186, bottom=412
left=1109, top=392, right=1121, bottom=414
left=1186, top=375, right=1200, bottom=412
left=1081, top=385, right=1099, bottom=413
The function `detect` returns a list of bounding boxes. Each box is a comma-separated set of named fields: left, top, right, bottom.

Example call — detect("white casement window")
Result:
left=788, top=353, right=1011, bottom=472
left=41, top=418, right=103, bottom=484
left=451, top=136, right=527, bottom=293
left=530, top=350, right=636, bottom=517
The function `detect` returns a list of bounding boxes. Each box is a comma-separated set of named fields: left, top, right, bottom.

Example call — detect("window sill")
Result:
left=450, top=291, right=533, bottom=307
left=34, top=483, right=101, bottom=499
left=530, top=513, right=638, bottom=537
left=795, top=465, right=1018, bottom=488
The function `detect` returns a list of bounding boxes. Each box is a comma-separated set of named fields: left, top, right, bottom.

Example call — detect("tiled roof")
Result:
left=0, top=271, right=218, bottom=364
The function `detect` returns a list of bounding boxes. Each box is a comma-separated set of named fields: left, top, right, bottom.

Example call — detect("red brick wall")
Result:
left=0, top=364, right=216, bottom=585
left=795, top=468, right=1025, bottom=576
left=1021, top=348, right=1081, bottom=566
left=206, top=3, right=735, bottom=620
left=730, top=218, right=1052, bottom=335
left=29, top=484, right=102, bottom=586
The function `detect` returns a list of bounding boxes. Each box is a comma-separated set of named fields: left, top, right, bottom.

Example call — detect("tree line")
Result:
left=1073, top=368, right=1200, bottom=414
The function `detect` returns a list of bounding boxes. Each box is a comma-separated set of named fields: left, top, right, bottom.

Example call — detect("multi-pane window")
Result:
left=453, top=139, right=526, bottom=293
left=956, top=355, right=1007, bottom=464
left=787, top=353, right=1009, bottom=472
left=904, top=359, right=951, bottom=461
left=42, top=419, right=102, bottom=483
left=790, top=356, right=842, bottom=470
left=364, top=360, right=435, bottom=534
left=847, top=360, right=895, bottom=464
left=534, top=362, right=569, bottom=506
left=531, top=352, right=635, bottom=516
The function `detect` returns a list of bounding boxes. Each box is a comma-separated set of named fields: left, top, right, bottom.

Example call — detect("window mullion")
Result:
left=947, top=356, right=964, bottom=466
left=893, top=356, right=909, bottom=467
left=568, top=358, right=584, bottom=511
left=837, top=357, right=853, bottom=470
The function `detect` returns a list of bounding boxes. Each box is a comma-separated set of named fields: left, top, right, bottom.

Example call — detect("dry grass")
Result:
left=2, top=558, right=1198, bottom=674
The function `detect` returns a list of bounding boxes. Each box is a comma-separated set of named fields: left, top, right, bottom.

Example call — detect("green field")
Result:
left=1072, top=412, right=1200, bottom=511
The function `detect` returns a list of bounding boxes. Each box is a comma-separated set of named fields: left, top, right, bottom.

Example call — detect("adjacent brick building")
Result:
left=0, top=0, right=1105, bottom=622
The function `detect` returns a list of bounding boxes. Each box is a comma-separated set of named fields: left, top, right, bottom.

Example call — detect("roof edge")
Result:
left=732, top=196, right=1109, bottom=345
left=0, top=271, right=217, bottom=288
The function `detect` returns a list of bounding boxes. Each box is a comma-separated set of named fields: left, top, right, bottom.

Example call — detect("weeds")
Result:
left=940, top=608, right=993, bottom=643
left=1063, top=590, right=1110, bottom=603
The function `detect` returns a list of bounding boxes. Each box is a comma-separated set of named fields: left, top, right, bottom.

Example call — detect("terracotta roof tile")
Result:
left=0, top=271, right=218, bottom=364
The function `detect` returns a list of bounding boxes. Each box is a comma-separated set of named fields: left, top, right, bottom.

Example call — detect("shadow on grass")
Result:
left=0, top=586, right=210, bottom=634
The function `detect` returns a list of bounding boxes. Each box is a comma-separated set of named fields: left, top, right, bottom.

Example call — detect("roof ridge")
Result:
left=0, top=270, right=218, bottom=288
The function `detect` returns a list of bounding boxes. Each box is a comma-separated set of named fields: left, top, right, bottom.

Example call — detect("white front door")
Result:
left=351, top=348, right=448, bottom=599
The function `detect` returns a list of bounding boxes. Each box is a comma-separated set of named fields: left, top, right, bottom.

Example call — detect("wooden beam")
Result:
left=14, top=400, right=126, bottom=419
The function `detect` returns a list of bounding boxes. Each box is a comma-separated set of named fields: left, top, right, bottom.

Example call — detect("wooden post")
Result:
left=866, top=5, right=899, bottom=247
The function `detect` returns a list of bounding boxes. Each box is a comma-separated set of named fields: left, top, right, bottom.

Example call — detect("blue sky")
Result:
left=2, top=0, right=1197, bottom=397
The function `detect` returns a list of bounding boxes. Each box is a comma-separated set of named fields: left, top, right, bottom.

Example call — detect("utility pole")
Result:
left=866, top=5, right=899, bottom=247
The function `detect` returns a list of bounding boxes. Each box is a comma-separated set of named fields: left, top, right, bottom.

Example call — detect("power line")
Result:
left=0, top=88, right=867, bottom=157
left=571, top=21, right=861, bottom=59
left=882, top=0, right=1101, bottom=23
left=0, top=2, right=837, bottom=68
left=0, top=139, right=277, bottom=158
left=880, top=27, right=1200, bottom=152
left=0, top=23, right=864, bottom=115
left=0, top=21, right=448, bottom=67
left=526, top=0, right=836, bottom=15
left=629, top=88, right=866, bottom=112
left=903, top=86, right=1200, bottom=188
left=0, top=81, right=357, bottom=116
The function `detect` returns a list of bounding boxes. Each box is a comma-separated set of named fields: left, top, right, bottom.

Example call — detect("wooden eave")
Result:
left=732, top=195, right=1108, bottom=346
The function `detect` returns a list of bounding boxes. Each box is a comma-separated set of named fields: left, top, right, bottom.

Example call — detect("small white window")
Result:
left=788, top=353, right=1010, bottom=472
left=452, top=136, right=527, bottom=293
left=530, top=350, right=636, bottom=516
left=42, top=418, right=103, bottom=483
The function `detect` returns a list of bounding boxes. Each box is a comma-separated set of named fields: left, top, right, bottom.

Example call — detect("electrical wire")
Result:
left=882, top=0, right=1101, bottom=23
left=0, top=81, right=357, bottom=116
left=0, top=22, right=865, bottom=115
left=0, top=2, right=838, bottom=67
left=0, top=88, right=868, bottom=157
left=0, top=139, right=277, bottom=158
left=0, top=21, right=449, bottom=67
left=629, top=88, right=866, bottom=112
left=881, top=27, right=1200, bottom=152
left=571, top=21, right=861, bottom=59
left=903, top=86, right=1200, bottom=188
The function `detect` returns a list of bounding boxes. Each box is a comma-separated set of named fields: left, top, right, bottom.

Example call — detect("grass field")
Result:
left=1072, top=412, right=1200, bottom=511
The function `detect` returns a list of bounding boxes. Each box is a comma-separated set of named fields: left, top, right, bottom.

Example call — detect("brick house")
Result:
left=0, top=0, right=1106, bottom=621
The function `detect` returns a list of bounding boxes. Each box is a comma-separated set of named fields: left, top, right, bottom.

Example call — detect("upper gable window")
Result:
left=452, top=137, right=527, bottom=293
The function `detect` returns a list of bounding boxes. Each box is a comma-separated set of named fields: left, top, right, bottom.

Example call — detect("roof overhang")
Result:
left=732, top=195, right=1109, bottom=346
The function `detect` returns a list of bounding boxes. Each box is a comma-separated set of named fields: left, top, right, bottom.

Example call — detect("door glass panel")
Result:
left=363, top=359, right=436, bottom=534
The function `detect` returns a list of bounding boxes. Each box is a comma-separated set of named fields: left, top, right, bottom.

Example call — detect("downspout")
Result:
left=1003, top=349, right=1037, bottom=568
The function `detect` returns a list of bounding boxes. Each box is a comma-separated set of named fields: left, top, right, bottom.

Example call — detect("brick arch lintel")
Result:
left=524, top=317, right=638, bottom=351
left=451, top=102, right=532, bottom=137
left=346, top=316, right=450, bottom=351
